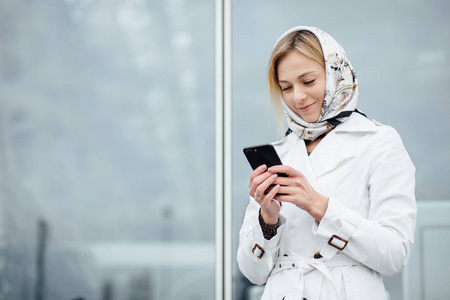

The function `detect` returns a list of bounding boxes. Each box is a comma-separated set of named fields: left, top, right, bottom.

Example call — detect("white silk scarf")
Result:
left=274, top=26, right=360, bottom=140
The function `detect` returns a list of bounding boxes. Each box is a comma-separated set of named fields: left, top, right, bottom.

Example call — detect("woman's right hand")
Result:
left=249, top=165, right=281, bottom=225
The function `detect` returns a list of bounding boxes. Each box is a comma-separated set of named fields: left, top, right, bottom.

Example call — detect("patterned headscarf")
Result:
left=274, top=26, right=359, bottom=140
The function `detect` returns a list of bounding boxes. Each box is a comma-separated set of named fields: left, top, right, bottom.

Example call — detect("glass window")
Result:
left=0, top=1, right=215, bottom=299
left=231, top=1, right=450, bottom=299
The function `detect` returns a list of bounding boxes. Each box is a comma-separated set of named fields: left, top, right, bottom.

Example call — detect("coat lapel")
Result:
left=308, top=113, right=378, bottom=179
left=277, top=113, right=378, bottom=183
left=308, top=131, right=357, bottom=179
left=281, top=135, right=322, bottom=191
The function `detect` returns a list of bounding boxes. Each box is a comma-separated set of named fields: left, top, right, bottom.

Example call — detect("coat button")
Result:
left=292, top=263, right=295, bottom=267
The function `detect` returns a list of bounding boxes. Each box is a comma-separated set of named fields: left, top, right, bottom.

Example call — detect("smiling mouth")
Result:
left=299, top=103, right=315, bottom=110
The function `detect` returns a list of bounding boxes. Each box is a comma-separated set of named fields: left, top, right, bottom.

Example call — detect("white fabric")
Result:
left=275, top=26, right=359, bottom=140
left=237, top=113, right=416, bottom=300
left=271, top=255, right=361, bottom=300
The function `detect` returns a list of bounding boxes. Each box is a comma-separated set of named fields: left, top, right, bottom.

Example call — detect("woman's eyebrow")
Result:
left=278, top=71, right=315, bottom=83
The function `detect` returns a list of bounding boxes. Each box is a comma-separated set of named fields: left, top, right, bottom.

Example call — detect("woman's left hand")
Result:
left=268, top=165, right=329, bottom=222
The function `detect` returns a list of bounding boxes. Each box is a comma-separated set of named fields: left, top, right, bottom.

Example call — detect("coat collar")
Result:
left=332, top=112, right=379, bottom=133
left=274, top=112, right=379, bottom=180
left=309, top=113, right=378, bottom=179
left=308, top=131, right=355, bottom=179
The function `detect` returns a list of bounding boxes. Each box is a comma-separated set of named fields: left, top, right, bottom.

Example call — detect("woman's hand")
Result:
left=248, top=165, right=281, bottom=225
left=268, top=165, right=329, bottom=222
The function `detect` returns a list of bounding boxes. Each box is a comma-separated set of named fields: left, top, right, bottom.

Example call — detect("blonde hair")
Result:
left=267, top=30, right=325, bottom=136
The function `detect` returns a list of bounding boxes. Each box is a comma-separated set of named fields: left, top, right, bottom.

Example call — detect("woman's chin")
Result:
left=298, top=114, right=320, bottom=123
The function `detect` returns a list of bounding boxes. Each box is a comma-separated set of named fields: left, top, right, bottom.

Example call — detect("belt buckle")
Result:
left=328, top=234, right=348, bottom=251
left=252, top=244, right=265, bottom=259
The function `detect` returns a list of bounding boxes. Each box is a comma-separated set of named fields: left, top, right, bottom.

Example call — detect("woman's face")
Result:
left=277, top=50, right=326, bottom=123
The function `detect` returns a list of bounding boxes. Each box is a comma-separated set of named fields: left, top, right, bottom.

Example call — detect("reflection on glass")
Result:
left=0, top=1, right=215, bottom=299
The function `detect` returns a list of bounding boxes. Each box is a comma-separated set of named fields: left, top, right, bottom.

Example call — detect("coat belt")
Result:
left=270, top=254, right=361, bottom=300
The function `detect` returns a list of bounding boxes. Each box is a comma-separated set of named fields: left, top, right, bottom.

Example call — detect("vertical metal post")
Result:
left=215, top=0, right=232, bottom=299
left=35, top=219, right=48, bottom=300
left=223, top=0, right=232, bottom=299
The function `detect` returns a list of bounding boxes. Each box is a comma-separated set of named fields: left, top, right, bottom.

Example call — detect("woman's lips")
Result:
left=299, top=102, right=315, bottom=112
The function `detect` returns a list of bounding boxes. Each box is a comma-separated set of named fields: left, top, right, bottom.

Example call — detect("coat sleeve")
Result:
left=313, top=127, right=417, bottom=276
left=236, top=197, right=286, bottom=285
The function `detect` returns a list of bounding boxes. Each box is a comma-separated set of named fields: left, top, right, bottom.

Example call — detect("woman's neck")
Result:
left=305, top=133, right=327, bottom=154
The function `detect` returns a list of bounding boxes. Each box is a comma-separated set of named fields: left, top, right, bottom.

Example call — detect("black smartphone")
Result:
left=243, top=144, right=288, bottom=177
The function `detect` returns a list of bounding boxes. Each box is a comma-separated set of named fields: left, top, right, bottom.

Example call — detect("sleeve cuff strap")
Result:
left=313, top=197, right=361, bottom=241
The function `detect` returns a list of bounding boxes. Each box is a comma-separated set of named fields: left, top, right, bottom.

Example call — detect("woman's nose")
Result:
left=292, top=87, right=306, bottom=103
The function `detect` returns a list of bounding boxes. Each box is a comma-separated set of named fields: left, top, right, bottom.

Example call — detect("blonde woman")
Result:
left=237, top=26, right=416, bottom=300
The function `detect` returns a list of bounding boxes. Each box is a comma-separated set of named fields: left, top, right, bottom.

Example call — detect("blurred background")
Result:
left=0, top=0, right=449, bottom=300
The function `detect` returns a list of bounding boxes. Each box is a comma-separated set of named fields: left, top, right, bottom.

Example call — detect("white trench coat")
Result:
left=237, top=113, right=416, bottom=300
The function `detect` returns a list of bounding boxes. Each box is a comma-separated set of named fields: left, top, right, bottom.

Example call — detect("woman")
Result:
left=237, top=26, right=416, bottom=300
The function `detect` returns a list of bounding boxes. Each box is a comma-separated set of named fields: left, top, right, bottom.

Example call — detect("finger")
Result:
left=254, top=173, right=278, bottom=200
left=254, top=193, right=263, bottom=203
left=274, top=185, right=298, bottom=196
left=264, top=184, right=276, bottom=194
left=249, top=171, right=273, bottom=192
left=273, top=177, right=308, bottom=190
left=273, top=194, right=294, bottom=203
left=249, top=171, right=274, bottom=198
left=272, top=176, right=294, bottom=186
left=264, top=184, right=280, bottom=203
left=249, top=164, right=267, bottom=187
left=268, top=165, right=302, bottom=178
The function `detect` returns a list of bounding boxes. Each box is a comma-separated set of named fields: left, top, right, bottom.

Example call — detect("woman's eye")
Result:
left=281, top=86, right=292, bottom=91
left=304, top=79, right=315, bottom=85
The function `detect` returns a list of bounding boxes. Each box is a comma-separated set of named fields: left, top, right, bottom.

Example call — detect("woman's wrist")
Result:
left=308, top=194, right=329, bottom=222
left=259, top=209, right=280, bottom=240
left=260, top=208, right=279, bottom=225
